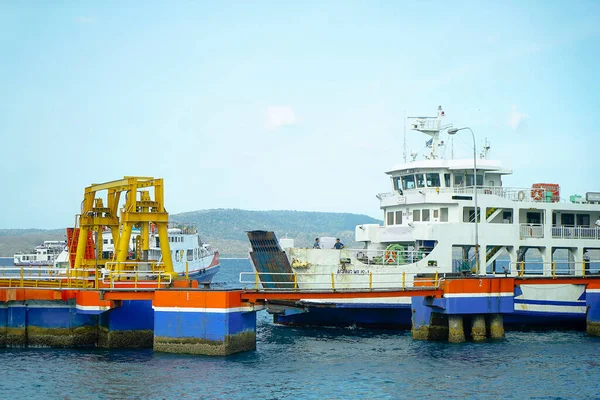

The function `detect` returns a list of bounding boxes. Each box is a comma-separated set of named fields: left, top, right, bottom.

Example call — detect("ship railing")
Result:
left=519, top=224, right=544, bottom=239
left=510, top=260, right=600, bottom=278
left=552, top=226, right=600, bottom=240
left=102, top=261, right=172, bottom=288
left=0, top=266, right=95, bottom=289
left=239, top=271, right=443, bottom=292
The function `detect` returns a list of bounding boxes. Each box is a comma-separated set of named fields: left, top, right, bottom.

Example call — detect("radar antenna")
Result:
left=407, top=105, right=452, bottom=160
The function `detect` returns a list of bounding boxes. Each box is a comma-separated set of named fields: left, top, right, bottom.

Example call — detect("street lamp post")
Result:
left=448, top=127, right=479, bottom=275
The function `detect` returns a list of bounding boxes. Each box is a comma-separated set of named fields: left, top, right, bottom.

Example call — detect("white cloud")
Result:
left=264, top=105, right=298, bottom=131
left=74, top=16, right=95, bottom=24
left=507, top=105, right=528, bottom=130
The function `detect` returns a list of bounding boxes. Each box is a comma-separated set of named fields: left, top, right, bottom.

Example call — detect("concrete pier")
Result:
left=99, top=300, right=154, bottom=348
left=411, top=296, right=448, bottom=341
left=471, top=315, right=487, bottom=342
left=586, top=284, right=600, bottom=337
left=489, top=314, right=505, bottom=339
left=153, top=291, right=258, bottom=355
left=448, top=315, right=465, bottom=343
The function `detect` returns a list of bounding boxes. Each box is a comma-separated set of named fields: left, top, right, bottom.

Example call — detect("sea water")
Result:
left=0, top=257, right=600, bottom=399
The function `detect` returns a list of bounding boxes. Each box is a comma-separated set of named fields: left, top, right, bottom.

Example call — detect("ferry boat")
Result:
left=14, top=240, right=67, bottom=266
left=54, top=224, right=220, bottom=283
left=249, top=106, right=600, bottom=328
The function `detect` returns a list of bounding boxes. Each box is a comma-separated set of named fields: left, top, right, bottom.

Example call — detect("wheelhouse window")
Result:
left=395, top=211, right=402, bottom=225
left=386, top=212, right=394, bottom=225
left=422, top=209, right=430, bottom=221
left=416, top=174, right=425, bottom=188
left=413, top=210, right=421, bottom=222
left=426, top=173, right=441, bottom=187
left=455, top=174, right=464, bottom=186
left=444, top=173, right=451, bottom=188
left=466, top=174, right=484, bottom=186
left=402, top=175, right=415, bottom=190
left=393, top=177, right=402, bottom=191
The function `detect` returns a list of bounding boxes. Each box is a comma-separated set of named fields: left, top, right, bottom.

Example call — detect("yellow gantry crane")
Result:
left=72, top=176, right=175, bottom=278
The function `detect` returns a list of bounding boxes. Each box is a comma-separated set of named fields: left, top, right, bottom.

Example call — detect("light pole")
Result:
left=448, top=127, right=479, bottom=275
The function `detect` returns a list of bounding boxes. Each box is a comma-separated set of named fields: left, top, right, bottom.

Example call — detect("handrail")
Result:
left=239, top=271, right=442, bottom=292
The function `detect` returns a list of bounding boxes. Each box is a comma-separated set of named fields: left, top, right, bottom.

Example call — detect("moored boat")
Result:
left=14, top=240, right=66, bottom=266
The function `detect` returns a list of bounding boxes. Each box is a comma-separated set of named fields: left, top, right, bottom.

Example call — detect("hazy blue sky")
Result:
left=1, top=1, right=599, bottom=228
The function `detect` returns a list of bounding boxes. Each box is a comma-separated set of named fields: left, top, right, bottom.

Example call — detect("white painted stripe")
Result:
left=444, top=292, right=514, bottom=298
left=152, top=306, right=257, bottom=313
left=515, top=303, right=586, bottom=314
left=75, top=305, right=112, bottom=312
left=586, top=289, right=600, bottom=294
left=300, top=297, right=412, bottom=305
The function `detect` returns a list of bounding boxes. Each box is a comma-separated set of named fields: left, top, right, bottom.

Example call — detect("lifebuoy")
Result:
left=532, top=189, right=543, bottom=201
left=517, top=191, right=525, bottom=201
left=384, top=251, right=397, bottom=264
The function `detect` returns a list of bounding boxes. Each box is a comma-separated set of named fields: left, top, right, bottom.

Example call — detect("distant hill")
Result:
left=0, top=229, right=66, bottom=258
left=0, top=210, right=382, bottom=257
left=171, top=209, right=382, bottom=256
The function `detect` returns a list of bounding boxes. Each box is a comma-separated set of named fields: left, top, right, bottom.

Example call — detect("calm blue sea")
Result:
left=0, top=258, right=600, bottom=399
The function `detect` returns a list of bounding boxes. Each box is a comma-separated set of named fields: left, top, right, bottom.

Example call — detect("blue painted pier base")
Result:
left=153, top=291, right=257, bottom=355
left=99, top=300, right=154, bottom=348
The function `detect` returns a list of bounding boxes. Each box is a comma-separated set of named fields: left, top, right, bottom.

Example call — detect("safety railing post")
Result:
left=369, top=271, right=373, bottom=291
left=331, top=272, right=335, bottom=292
left=402, top=271, right=405, bottom=290
left=20, top=268, right=24, bottom=287
left=186, top=261, right=189, bottom=279
left=435, top=271, right=439, bottom=287
left=552, top=262, right=556, bottom=279
left=255, top=271, right=259, bottom=290
left=293, top=272, right=298, bottom=291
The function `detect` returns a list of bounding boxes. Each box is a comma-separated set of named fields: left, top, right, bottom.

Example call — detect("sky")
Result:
left=1, top=0, right=599, bottom=229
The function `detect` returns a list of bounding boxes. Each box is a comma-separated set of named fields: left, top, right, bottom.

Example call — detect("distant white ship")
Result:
left=53, top=224, right=220, bottom=282
left=13, top=240, right=66, bottom=266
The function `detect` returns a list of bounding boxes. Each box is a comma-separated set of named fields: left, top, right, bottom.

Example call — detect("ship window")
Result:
left=187, top=249, right=193, bottom=261
left=103, top=239, right=108, bottom=244
left=433, top=209, right=439, bottom=219
left=110, top=239, right=114, bottom=244
left=413, top=209, right=421, bottom=222
left=393, top=177, right=402, bottom=191
left=386, top=212, right=394, bottom=226
left=576, top=214, right=590, bottom=227
left=402, top=175, right=415, bottom=190
left=395, top=211, right=402, bottom=225
left=561, top=213, right=574, bottom=227
left=422, top=209, right=430, bottom=221
left=527, top=212, right=542, bottom=224
left=455, top=174, right=464, bottom=186
left=416, top=174, right=425, bottom=188
left=426, top=173, right=441, bottom=187
left=503, top=211, right=513, bottom=223
left=444, top=173, right=451, bottom=187
left=466, top=174, right=484, bottom=186
left=440, top=208, right=448, bottom=222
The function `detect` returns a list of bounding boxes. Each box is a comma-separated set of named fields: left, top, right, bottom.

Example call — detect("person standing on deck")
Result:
left=595, top=216, right=600, bottom=228
left=333, top=239, right=345, bottom=249
left=313, top=238, right=321, bottom=249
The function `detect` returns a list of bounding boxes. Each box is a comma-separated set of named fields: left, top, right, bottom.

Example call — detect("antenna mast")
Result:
left=403, top=111, right=407, bottom=163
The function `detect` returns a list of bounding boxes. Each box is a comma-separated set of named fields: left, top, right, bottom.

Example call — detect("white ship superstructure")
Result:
left=14, top=240, right=67, bottom=266
left=252, top=106, right=600, bottom=326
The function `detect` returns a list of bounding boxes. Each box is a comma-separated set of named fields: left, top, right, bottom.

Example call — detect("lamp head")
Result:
left=447, top=128, right=459, bottom=135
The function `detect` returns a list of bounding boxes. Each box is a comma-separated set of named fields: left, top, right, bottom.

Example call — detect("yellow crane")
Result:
left=72, top=176, right=175, bottom=278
